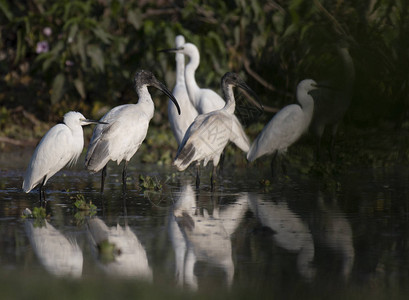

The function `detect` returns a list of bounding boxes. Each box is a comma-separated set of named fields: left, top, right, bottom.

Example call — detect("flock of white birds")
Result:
left=22, top=34, right=354, bottom=199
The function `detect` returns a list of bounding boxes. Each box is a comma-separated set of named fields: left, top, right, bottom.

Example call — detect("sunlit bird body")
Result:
left=174, top=72, right=254, bottom=188
left=247, top=79, right=319, bottom=176
left=22, top=111, right=103, bottom=200
left=85, top=70, right=180, bottom=192
left=309, top=46, right=355, bottom=160
left=168, top=35, right=198, bottom=145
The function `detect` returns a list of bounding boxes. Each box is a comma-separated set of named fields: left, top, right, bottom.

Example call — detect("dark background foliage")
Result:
left=0, top=0, right=408, bottom=144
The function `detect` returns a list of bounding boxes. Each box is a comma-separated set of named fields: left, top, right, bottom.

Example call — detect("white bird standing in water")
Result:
left=168, top=35, right=198, bottom=145
left=309, top=46, right=355, bottom=160
left=162, top=42, right=225, bottom=114
left=85, top=70, right=181, bottom=193
left=22, top=111, right=104, bottom=200
left=174, top=72, right=255, bottom=188
left=247, top=79, right=320, bottom=176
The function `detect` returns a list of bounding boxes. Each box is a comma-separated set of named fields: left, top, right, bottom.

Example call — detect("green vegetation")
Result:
left=1, top=1, right=408, bottom=165
left=139, top=174, right=163, bottom=191
left=72, top=193, right=97, bottom=211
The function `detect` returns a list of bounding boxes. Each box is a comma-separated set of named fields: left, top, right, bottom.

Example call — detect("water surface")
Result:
left=1, top=149, right=409, bottom=299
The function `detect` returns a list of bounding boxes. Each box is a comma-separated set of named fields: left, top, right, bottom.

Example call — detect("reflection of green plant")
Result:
left=72, top=194, right=97, bottom=211
left=139, top=174, right=162, bottom=191
left=21, top=207, right=48, bottom=227
left=97, top=240, right=120, bottom=265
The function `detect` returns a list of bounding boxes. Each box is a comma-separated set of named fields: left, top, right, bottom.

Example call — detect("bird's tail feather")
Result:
left=174, top=143, right=196, bottom=171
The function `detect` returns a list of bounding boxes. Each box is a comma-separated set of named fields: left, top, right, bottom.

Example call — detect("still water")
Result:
left=1, top=149, right=409, bottom=298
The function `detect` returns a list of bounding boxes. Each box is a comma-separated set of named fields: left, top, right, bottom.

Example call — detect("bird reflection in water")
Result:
left=25, top=217, right=83, bottom=278
left=169, top=183, right=248, bottom=290
left=87, top=217, right=152, bottom=281
left=248, top=194, right=316, bottom=280
left=311, top=191, right=354, bottom=279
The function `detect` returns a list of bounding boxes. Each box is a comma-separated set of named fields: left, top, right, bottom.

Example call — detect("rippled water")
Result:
left=1, top=149, right=409, bottom=298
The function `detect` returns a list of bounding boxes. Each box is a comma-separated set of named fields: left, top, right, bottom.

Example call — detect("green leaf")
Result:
left=0, top=0, right=13, bottom=21
left=92, top=26, right=111, bottom=44
left=87, top=44, right=105, bottom=72
left=127, top=9, right=142, bottom=30
left=51, top=73, right=66, bottom=104
left=74, top=78, right=86, bottom=99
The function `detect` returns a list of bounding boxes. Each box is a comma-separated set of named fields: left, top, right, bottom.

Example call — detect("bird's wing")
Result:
left=174, top=112, right=230, bottom=170
left=86, top=105, right=147, bottom=172
left=23, top=124, right=74, bottom=192
left=229, top=115, right=250, bottom=153
left=247, top=105, right=303, bottom=161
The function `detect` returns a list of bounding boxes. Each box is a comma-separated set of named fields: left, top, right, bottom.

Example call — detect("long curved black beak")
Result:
left=152, top=79, right=181, bottom=115
left=237, top=81, right=264, bottom=111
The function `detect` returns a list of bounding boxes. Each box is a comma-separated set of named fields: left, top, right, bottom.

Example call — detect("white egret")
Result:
left=161, top=42, right=225, bottom=114
left=22, top=111, right=104, bottom=200
left=85, top=70, right=181, bottom=192
left=309, top=46, right=355, bottom=160
left=247, top=79, right=320, bottom=176
left=168, top=35, right=199, bottom=145
left=174, top=72, right=255, bottom=188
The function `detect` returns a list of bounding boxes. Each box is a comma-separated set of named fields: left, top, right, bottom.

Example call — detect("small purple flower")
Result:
left=36, top=41, right=49, bottom=54
left=43, top=27, right=52, bottom=37
left=65, top=60, right=74, bottom=67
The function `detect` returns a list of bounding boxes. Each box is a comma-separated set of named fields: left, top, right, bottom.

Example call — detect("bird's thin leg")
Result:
left=195, top=163, right=200, bottom=189
left=281, top=155, right=288, bottom=176
left=218, top=152, right=225, bottom=175
left=315, top=137, right=322, bottom=162
left=101, top=165, right=107, bottom=193
left=270, top=152, right=278, bottom=178
left=122, top=161, right=128, bottom=193
left=210, top=165, right=217, bottom=191
left=39, top=175, right=46, bottom=204
left=329, top=125, right=339, bottom=161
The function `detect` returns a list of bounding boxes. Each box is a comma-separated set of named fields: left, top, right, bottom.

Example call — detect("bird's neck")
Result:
left=137, top=86, right=155, bottom=118
left=298, top=92, right=314, bottom=125
left=222, top=85, right=236, bottom=114
left=69, top=125, right=85, bottom=153
left=184, top=53, right=201, bottom=106
left=175, top=53, right=185, bottom=86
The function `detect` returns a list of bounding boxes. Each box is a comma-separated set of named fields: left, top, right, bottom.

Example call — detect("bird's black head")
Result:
left=133, top=69, right=181, bottom=115
left=133, top=70, right=157, bottom=88
left=221, top=72, right=262, bottom=109
left=221, top=72, right=242, bottom=87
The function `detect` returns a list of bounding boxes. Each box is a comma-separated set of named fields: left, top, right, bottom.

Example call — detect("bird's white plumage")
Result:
left=247, top=79, right=317, bottom=162
left=86, top=101, right=153, bottom=173
left=168, top=35, right=198, bottom=145
left=23, top=111, right=91, bottom=193
left=174, top=73, right=251, bottom=172
left=85, top=70, right=179, bottom=189
left=177, top=42, right=225, bottom=114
